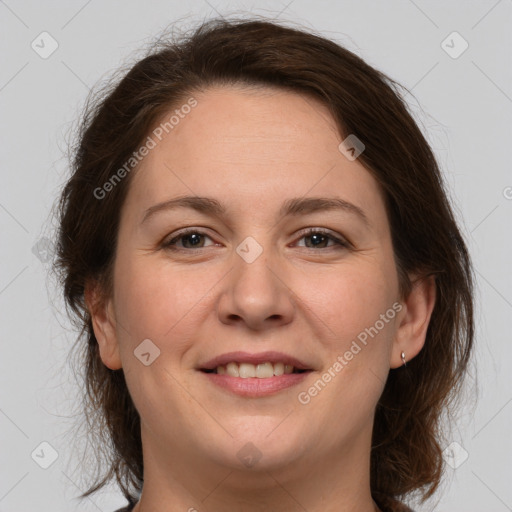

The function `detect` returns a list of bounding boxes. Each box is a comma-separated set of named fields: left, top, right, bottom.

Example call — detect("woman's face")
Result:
left=93, top=85, right=418, bottom=478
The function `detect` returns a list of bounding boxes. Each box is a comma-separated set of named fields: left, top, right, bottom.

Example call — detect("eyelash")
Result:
left=162, top=227, right=350, bottom=252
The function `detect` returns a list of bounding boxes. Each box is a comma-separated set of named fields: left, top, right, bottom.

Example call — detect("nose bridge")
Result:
left=217, top=233, right=295, bottom=329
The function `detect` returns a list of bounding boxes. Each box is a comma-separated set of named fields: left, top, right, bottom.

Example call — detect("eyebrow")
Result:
left=141, top=195, right=370, bottom=227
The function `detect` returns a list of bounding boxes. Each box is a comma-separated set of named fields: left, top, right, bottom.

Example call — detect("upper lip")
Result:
left=199, top=351, right=313, bottom=371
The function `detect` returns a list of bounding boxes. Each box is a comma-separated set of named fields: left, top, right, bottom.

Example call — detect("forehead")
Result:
left=124, top=85, right=387, bottom=227
left=161, top=85, right=342, bottom=167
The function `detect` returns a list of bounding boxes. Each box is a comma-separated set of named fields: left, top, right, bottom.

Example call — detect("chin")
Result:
left=210, top=426, right=308, bottom=472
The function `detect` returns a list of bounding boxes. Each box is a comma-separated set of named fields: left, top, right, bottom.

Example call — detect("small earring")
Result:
left=401, top=351, right=407, bottom=367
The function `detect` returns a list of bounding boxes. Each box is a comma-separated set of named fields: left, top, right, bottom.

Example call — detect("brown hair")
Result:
left=53, top=16, right=475, bottom=510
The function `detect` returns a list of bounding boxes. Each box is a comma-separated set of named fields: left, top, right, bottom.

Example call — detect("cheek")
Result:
left=296, top=262, right=397, bottom=350
left=112, top=254, right=220, bottom=346
left=298, top=267, right=397, bottom=414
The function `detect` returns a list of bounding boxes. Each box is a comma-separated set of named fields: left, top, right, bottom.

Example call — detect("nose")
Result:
left=217, top=246, right=295, bottom=331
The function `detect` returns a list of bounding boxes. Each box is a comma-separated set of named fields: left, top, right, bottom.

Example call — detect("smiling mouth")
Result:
left=200, top=361, right=310, bottom=378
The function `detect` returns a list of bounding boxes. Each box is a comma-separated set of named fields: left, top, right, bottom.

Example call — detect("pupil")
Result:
left=307, top=233, right=326, bottom=248
left=185, top=233, right=202, bottom=247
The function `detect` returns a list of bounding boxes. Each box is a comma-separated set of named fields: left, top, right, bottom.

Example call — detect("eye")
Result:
left=294, top=228, right=349, bottom=250
left=162, top=229, right=216, bottom=250
left=162, top=227, right=350, bottom=252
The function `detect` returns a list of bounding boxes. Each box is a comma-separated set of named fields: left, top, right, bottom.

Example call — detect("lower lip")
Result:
left=199, top=371, right=312, bottom=397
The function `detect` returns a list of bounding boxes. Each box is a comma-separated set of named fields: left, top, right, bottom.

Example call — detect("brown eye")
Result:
left=163, top=230, right=215, bottom=250
left=295, top=229, right=349, bottom=250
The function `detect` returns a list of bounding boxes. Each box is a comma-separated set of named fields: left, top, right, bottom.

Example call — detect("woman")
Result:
left=54, top=17, right=474, bottom=512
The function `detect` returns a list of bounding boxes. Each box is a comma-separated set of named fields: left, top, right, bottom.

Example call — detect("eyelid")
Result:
left=162, top=226, right=351, bottom=251
left=292, top=227, right=351, bottom=249
left=162, top=227, right=217, bottom=249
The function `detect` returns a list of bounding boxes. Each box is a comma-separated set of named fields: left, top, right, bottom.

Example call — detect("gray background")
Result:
left=1, top=1, right=511, bottom=511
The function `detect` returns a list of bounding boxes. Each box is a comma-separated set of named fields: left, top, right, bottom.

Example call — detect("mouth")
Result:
left=197, top=351, right=314, bottom=397
left=200, top=362, right=311, bottom=377
left=198, top=351, right=314, bottom=377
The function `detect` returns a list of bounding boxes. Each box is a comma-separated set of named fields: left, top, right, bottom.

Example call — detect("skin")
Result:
left=86, top=85, right=436, bottom=512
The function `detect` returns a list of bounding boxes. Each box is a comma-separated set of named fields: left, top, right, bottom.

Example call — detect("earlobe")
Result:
left=391, top=274, right=436, bottom=369
left=84, top=279, right=123, bottom=370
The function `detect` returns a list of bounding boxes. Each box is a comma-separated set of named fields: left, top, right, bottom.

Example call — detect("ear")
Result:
left=84, top=278, right=122, bottom=370
left=391, top=274, right=436, bottom=369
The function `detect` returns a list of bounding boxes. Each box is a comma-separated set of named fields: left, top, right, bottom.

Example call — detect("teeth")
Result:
left=274, top=362, right=284, bottom=376
left=226, top=362, right=239, bottom=377
left=239, top=363, right=256, bottom=378
left=214, top=361, right=302, bottom=378
left=256, top=362, right=274, bottom=378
